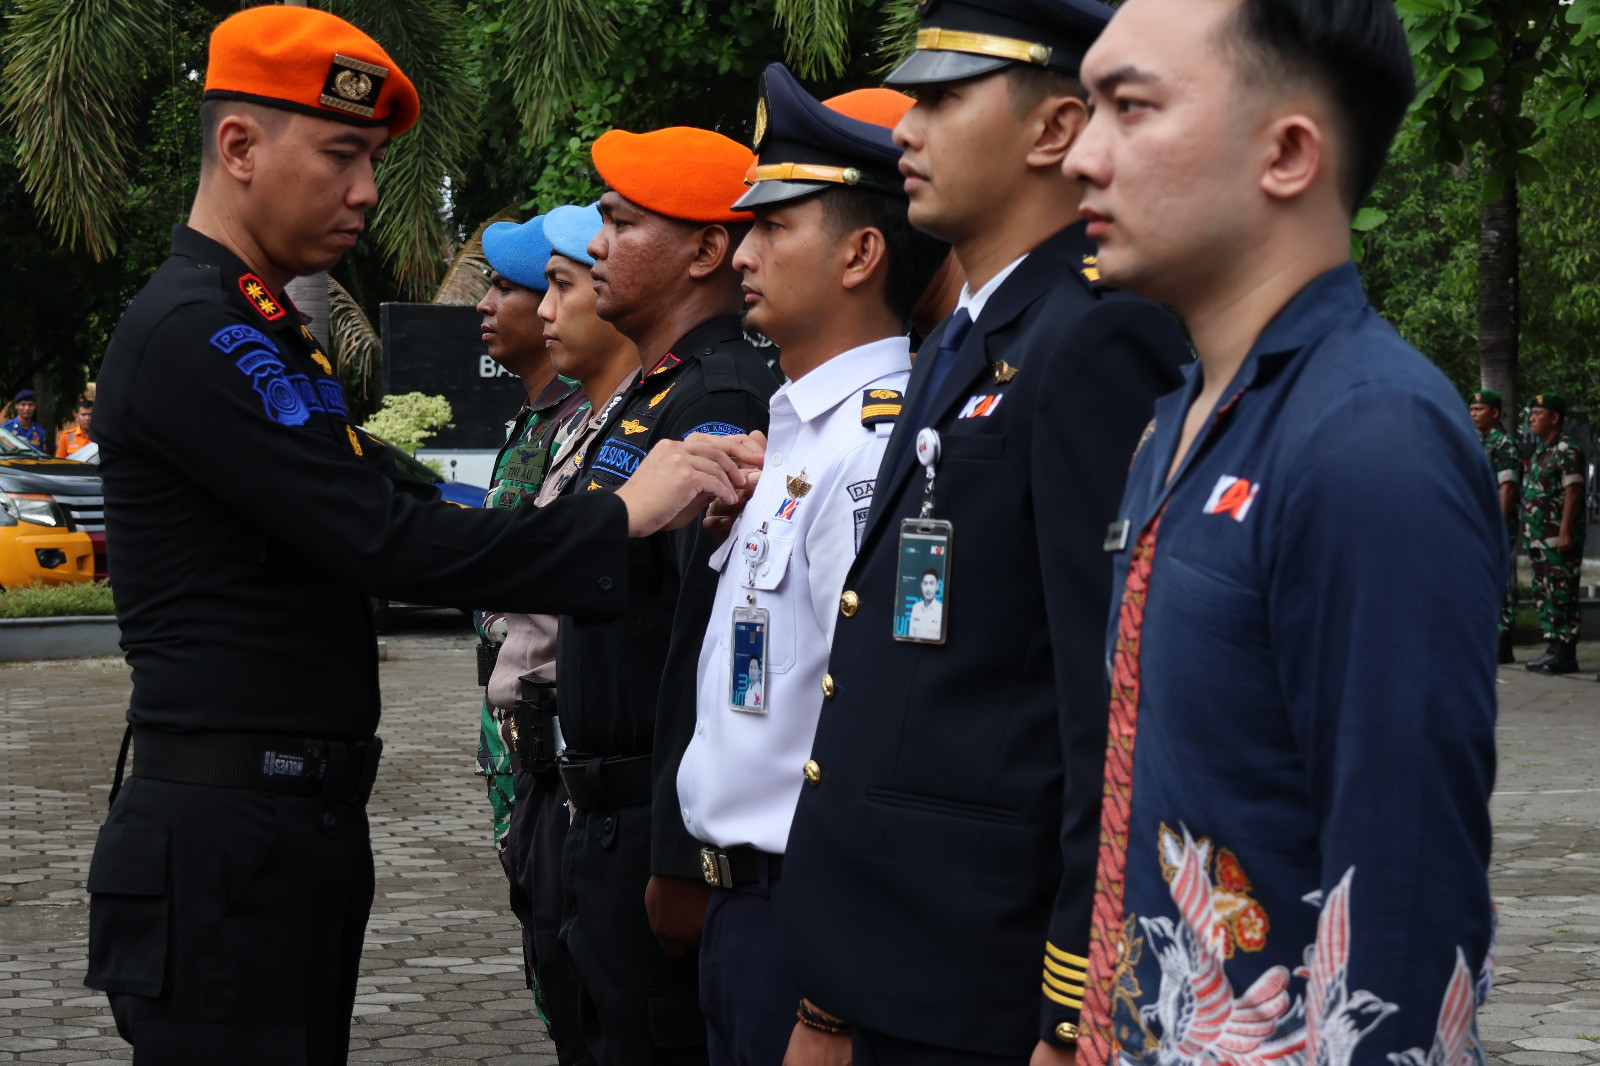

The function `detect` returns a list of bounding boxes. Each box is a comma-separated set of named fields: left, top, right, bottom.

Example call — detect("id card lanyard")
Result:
left=730, top=523, right=771, bottom=714
left=896, top=428, right=953, bottom=644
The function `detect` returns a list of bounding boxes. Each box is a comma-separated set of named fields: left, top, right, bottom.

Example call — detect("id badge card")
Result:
left=730, top=605, right=770, bottom=714
left=894, top=518, right=952, bottom=644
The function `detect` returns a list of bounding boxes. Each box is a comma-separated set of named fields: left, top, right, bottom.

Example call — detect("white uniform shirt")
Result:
left=677, top=336, right=912, bottom=853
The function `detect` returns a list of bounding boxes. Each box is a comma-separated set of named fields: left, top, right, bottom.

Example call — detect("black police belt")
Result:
left=557, top=752, right=654, bottom=811
left=127, top=726, right=383, bottom=806
left=512, top=675, right=558, bottom=777
left=699, top=844, right=783, bottom=889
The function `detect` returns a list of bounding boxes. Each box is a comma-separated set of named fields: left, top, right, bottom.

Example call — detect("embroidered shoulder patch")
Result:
left=239, top=274, right=288, bottom=321
left=593, top=438, right=647, bottom=482
left=1079, top=254, right=1108, bottom=291
left=235, top=349, right=309, bottom=426
left=210, top=324, right=277, bottom=355
left=861, top=389, right=903, bottom=427
left=650, top=385, right=675, bottom=408
left=683, top=422, right=743, bottom=439
left=619, top=419, right=649, bottom=436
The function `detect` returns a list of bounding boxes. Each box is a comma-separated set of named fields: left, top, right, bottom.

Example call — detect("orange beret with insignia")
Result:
left=824, top=88, right=915, bottom=130
left=203, top=6, right=419, bottom=137
left=591, top=127, right=755, bottom=224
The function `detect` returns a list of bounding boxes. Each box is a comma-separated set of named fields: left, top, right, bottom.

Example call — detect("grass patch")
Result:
left=0, top=580, right=115, bottom=619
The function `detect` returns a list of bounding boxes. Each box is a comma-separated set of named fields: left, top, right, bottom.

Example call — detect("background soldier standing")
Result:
left=1523, top=392, right=1587, bottom=675
left=83, top=10, right=756, bottom=1063
left=1468, top=389, right=1522, bottom=663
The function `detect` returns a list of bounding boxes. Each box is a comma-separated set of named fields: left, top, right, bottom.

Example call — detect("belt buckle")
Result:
left=699, top=847, right=733, bottom=889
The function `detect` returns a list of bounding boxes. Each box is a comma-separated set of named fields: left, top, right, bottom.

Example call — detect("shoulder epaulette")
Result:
left=1078, top=253, right=1110, bottom=292
left=861, top=389, right=903, bottom=427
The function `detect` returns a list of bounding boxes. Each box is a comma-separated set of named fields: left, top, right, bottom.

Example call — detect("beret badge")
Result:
left=320, top=53, right=389, bottom=119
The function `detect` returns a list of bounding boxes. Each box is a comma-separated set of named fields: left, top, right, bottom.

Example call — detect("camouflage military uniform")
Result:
left=1482, top=427, right=1522, bottom=633
left=476, top=376, right=589, bottom=850
left=1522, top=432, right=1586, bottom=642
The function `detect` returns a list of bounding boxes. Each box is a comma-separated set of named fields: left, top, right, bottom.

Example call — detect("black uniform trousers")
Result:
left=505, top=770, right=593, bottom=1066
left=560, top=803, right=706, bottom=1066
left=699, top=874, right=801, bottom=1066
left=852, top=1030, right=1028, bottom=1066
left=86, top=777, right=372, bottom=1065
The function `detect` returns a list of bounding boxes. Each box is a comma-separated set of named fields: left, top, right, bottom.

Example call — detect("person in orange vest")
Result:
left=55, top=399, right=92, bottom=458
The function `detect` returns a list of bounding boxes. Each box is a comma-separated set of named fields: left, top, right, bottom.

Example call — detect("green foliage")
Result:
left=363, top=391, right=454, bottom=453
left=0, top=579, right=115, bottom=617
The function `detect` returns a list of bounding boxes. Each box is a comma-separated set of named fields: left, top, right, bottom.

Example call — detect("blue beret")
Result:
left=13, top=389, right=35, bottom=403
left=482, top=215, right=551, bottom=292
left=735, top=64, right=905, bottom=211
left=542, top=203, right=603, bottom=266
left=886, top=0, right=1112, bottom=87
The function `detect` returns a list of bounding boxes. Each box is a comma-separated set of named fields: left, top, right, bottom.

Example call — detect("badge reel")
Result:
left=730, top=524, right=772, bottom=714
left=895, top=429, right=953, bottom=645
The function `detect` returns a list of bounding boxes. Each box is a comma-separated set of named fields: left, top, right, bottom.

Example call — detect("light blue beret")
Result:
left=542, top=203, right=603, bottom=267
left=481, top=215, right=550, bottom=291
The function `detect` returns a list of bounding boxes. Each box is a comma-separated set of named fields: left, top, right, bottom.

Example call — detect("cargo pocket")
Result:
left=85, top=823, right=169, bottom=998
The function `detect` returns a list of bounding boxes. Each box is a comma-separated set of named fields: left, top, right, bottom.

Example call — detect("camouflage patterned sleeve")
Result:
left=1557, top=440, right=1586, bottom=489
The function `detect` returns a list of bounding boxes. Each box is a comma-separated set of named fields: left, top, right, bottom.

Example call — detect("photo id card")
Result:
left=894, top=518, right=952, bottom=644
left=730, top=605, right=770, bottom=714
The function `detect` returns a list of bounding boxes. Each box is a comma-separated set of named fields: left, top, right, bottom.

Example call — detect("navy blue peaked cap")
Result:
left=885, top=0, right=1112, bottom=87
left=733, top=63, right=906, bottom=211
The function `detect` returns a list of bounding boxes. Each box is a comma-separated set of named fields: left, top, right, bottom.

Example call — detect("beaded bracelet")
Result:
left=796, top=999, right=852, bottom=1036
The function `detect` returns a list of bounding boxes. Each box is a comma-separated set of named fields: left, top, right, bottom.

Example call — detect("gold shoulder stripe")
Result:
left=1044, top=955, right=1087, bottom=982
left=1045, top=943, right=1089, bottom=968
left=1041, top=982, right=1083, bottom=1010
left=861, top=403, right=902, bottom=420
left=1043, top=970, right=1085, bottom=997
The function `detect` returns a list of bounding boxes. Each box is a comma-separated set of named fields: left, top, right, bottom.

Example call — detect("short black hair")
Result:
left=76, top=399, right=93, bottom=411
left=199, top=99, right=289, bottom=165
left=921, top=567, right=939, bottom=581
left=1003, top=63, right=1087, bottom=115
left=817, top=187, right=951, bottom=326
left=1219, top=0, right=1415, bottom=211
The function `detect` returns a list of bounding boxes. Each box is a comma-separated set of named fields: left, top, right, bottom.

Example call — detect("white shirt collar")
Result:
left=773, top=335, right=913, bottom=424
left=955, top=254, right=1028, bottom=324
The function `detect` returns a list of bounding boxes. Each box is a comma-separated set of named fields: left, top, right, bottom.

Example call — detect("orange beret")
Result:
left=203, top=6, right=419, bottom=137
left=591, top=128, right=755, bottom=224
left=824, top=88, right=916, bottom=130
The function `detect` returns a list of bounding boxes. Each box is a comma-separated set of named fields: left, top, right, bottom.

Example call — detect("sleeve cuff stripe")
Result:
left=1041, top=982, right=1084, bottom=1009
left=1044, top=957, right=1087, bottom=981
left=1043, top=971, right=1085, bottom=997
left=1498, top=471, right=1519, bottom=484
left=1563, top=474, right=1585, bottom=486
left=1045, top=943, right=1089, bottom=967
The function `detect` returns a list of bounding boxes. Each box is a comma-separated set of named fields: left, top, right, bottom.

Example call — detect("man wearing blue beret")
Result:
left=2, top=389, right=47, bottom=452
left=473, top=212, right=597, bottom=1064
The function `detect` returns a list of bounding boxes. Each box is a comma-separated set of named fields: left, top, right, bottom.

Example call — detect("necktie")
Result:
left=895, top=309, right=973, bottom=468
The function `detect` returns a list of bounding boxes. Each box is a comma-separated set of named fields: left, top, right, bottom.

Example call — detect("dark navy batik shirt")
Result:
left=1081, top=263, right=1504, bottom=1066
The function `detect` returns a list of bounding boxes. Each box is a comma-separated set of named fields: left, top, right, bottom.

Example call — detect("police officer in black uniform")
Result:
left=552, top=126, right=779, bottom=1065
left=779, top=1, right=1191, bottom=1063
left=83, top=11, right=758, bottom=1065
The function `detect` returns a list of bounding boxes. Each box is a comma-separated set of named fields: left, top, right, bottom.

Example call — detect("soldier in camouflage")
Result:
left=1469, top=389, right=1522, bottom=663
left=1522, top=392, right=1587, bottom=675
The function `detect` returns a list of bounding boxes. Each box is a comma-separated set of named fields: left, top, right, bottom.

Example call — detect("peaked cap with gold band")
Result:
left=884, top=0, right=1113, bottom=87
left=592, top=127, right=754, bottom=224
left=734, top=64, right=910, bottom=211
left=203, top=6, right=419, bottom=136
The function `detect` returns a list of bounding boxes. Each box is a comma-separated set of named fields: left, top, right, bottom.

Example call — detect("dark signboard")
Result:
left=379, top=303, right=525, bottom=449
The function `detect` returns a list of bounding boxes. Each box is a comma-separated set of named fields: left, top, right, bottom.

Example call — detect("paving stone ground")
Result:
left=0, top=619, right=1596, bottom=1064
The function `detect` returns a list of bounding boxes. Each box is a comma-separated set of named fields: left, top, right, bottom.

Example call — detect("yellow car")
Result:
left=0, top=425, right=97, bottom=589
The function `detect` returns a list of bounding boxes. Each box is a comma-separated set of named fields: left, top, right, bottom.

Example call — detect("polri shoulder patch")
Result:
left=684, top=422, right=743, bottom=439
left=861, top=389, right=903, bottom=427
left=239, top=274, right=288, bottom=321
left=210, top=324, right=277, bottom=355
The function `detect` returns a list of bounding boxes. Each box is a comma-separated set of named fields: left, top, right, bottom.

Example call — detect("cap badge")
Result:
left=239, top=274, right=287, bottom=322
left=753, top=97, right=769, bottom=151
left=320, top=53, right=388, bottom=119
left=842, top=167, right=861, bottom=186
left=1028, top=43, right=1051, bottom=64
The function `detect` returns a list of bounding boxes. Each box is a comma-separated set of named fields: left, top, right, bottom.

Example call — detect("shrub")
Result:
left=362, top=393, right=454, bottom=454
left=0, top=580, right=116, bottom=618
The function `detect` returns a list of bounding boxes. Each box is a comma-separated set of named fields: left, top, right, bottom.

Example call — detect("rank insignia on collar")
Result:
left=650, top=385, right=674, bottom=408
left=650, top=353, right=682, bottom=377
left=239, top=274, right=287, bottom=321
left=785, top=469, right=812, bottom=498
left=620, top=419, right=648, bottom=435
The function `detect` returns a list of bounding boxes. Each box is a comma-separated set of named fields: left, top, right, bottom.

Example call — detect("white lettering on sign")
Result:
left=479, top=356, right=515, bottom=379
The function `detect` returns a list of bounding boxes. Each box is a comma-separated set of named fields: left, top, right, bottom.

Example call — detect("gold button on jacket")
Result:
left=803, top=759, right=822, bottom=786
left=820, top=673, right=835, bottom=699
left=839, top=591, right=859, bottom=617
left=1054, top=1022, right=1079, bottom=1043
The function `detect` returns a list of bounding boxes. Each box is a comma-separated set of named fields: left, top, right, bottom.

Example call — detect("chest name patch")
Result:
left=958, top=394, right=1003, bottom=419
left=1204, top=475, right=1260, bottom=522
left=593, top=438, right=647, bottom=482
left=684, top=422, right=743, bottom=439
